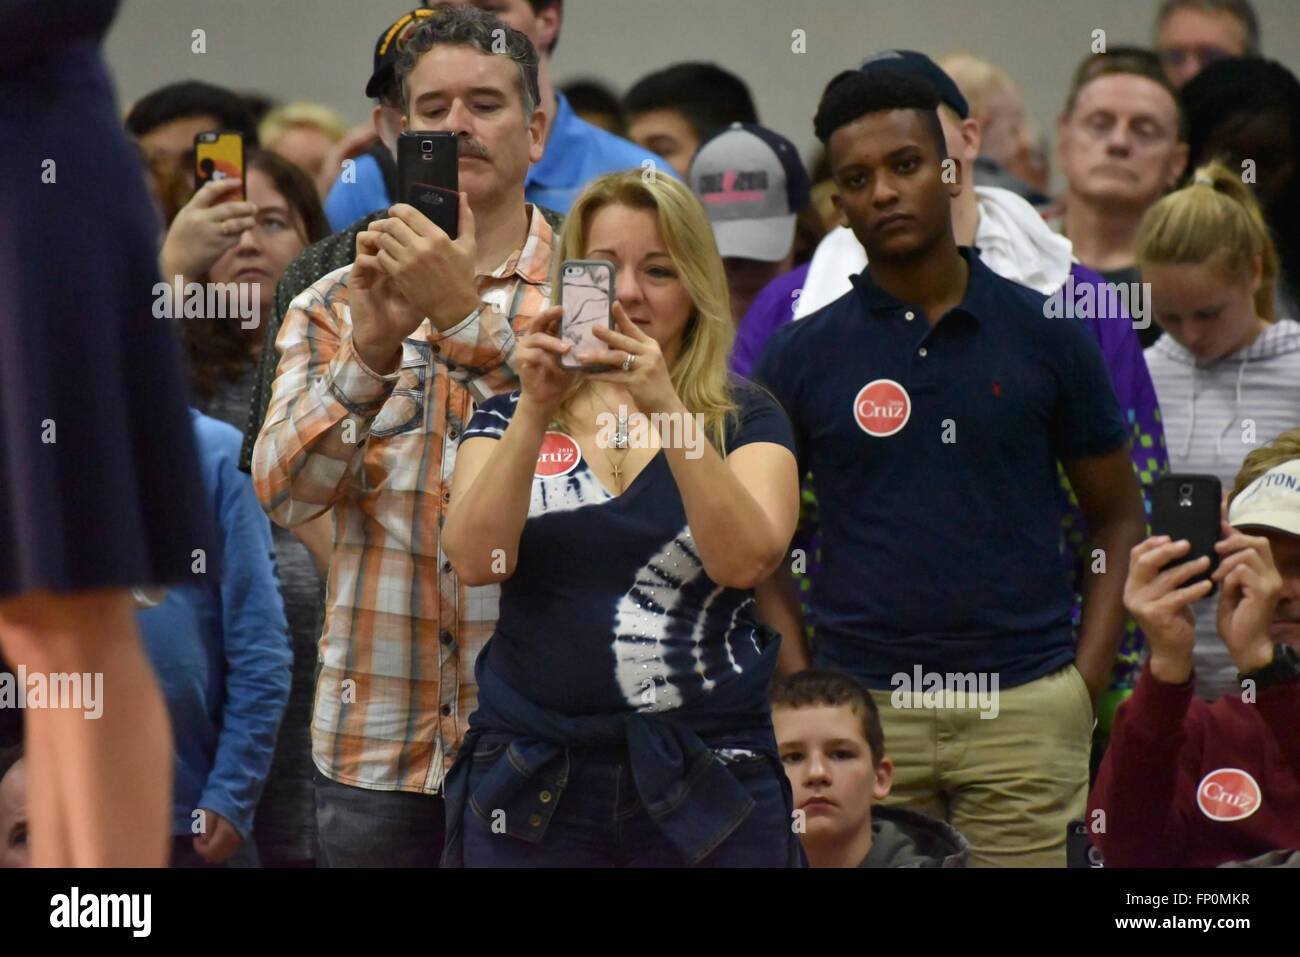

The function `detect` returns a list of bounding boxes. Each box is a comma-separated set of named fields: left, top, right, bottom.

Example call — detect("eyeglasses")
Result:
left=1158, top=46, right=1234, bottom=70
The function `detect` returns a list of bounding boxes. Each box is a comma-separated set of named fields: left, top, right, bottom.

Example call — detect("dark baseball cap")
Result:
left=365, top=8, right=438, bottom=100
left=859, top=49, right=970, bottom=119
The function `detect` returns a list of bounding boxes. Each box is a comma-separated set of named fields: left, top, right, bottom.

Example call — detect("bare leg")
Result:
left=0, top=588, right=172, bottom=867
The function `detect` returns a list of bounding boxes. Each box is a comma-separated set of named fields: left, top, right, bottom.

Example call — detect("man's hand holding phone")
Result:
left=1124, top=535, right=1213, bottom=685
left=350, top=229, right=426, bottom=375
left=159, top=178, right=256, bottom=281
left=364, top=194, right=480, bottom=333
left=1213, top=518, right=1283, bottom=675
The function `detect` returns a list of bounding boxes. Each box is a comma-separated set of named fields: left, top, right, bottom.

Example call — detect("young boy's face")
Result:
left=773, top=703, right=892, bottom=845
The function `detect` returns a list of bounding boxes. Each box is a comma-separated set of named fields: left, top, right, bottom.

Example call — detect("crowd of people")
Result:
left=1, top=0, right=1298, bottom=870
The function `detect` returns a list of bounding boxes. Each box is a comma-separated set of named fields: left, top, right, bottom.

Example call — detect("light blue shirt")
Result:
left=525, top=92, right=679, bottom=213
left=137, top=410, right=292, bottom=839
left=323, top=151, right=389, bottom=232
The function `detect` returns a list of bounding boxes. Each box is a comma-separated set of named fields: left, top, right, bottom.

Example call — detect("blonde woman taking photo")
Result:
left=440, top=171, right=802, bottom=867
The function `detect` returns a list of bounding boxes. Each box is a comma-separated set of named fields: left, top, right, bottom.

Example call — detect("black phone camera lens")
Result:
left=1180, top=483, right=1194, bottom=497
left=421, top=139, right=434, bottom=151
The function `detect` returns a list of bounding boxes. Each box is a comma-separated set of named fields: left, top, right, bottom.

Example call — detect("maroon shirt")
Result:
left=1089, top=661, right=1300, bottom=867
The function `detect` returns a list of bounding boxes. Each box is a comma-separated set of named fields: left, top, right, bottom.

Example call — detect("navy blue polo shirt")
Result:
left=752, top=246, right=1127, bottom=689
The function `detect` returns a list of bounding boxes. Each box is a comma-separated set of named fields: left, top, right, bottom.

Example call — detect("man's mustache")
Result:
left=458, top=139, right=491, bottom=161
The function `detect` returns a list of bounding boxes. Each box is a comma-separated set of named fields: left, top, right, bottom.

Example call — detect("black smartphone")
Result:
left=558, top=259, right=615, bottom=371
left=194, top=130, right=245, bottom=198
left=407, top=182, right=459, bottom=238
left=1150, top=473, right=1223, bottom=593
left=397, top=131, right=458, bottom=238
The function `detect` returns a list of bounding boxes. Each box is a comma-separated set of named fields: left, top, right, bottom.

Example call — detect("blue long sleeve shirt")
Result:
left=138, top=410, right=292, bottom=839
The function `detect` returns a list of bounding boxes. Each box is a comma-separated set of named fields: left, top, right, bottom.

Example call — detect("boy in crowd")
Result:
left=624, top=61, right=759, bottom=178
left=772, top=670, right=969, bottom=868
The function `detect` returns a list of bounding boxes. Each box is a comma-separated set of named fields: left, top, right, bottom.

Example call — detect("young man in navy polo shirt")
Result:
left=753, top=70, right=1147, bottom=867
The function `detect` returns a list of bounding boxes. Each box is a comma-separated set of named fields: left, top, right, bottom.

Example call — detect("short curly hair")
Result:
left=813, top=69, right=945, bottom=161
left=396, top=6, right=540, bottom=119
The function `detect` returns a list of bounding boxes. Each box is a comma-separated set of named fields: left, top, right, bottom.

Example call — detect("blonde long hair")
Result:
left=1136, top=159, right=1280, bottom=322
left=551, top=170, right=737, bottom=454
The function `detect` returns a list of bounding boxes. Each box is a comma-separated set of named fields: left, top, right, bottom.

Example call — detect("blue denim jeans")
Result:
left=462, top=738, right=801, bottom=867
left=313, top=769, right=445, bottom=867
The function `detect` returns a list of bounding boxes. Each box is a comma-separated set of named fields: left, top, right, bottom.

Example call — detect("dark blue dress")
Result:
left=0, top=0, right=215, bottom=597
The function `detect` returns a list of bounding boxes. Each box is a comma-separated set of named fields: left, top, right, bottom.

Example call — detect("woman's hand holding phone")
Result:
left=514, top=306, right=574, bottom=420
left=158, top=178, right=256, bottom=280
left=583, top=302, right=681, bottom=416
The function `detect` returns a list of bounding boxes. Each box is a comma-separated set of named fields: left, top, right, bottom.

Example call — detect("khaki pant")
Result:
left=867, top=663, right=1092, bottom=867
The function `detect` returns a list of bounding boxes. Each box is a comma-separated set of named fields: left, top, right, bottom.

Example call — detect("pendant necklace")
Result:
left=587, top=388, right=631, bottom=492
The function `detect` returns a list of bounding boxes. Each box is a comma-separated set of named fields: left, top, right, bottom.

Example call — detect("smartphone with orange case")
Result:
left=194, top=130, right=245, bottom=198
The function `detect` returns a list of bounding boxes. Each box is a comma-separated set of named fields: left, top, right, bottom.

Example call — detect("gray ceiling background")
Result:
left=104, top=0, right=1300, bottom=190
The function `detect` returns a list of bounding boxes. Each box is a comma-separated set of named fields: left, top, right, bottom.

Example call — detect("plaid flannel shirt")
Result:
left=252, top=204, right=553, bottom=794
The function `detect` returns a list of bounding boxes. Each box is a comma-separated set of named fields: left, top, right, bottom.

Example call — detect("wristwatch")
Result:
left=1237, top=643, right=1300, bottom=691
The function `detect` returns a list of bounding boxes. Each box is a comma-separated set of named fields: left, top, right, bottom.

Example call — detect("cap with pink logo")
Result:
left=1228, top=459, right=1300, bottom=537
left=688, top=123, right=812, bottom=262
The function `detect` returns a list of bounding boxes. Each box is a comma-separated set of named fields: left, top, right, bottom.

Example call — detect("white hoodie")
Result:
left=1145, top=319, right=1300, bottom=699
left=792, top=185, right=1074, bottom=318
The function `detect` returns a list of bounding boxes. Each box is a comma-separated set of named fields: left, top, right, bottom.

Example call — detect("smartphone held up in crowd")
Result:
left=193, top=130, right=245, bottom=198
left=558, top=259, right=616, bottom=371
left=1150, top=473, right=1223, bottom=593
left=397, top=130, right=458, bottom=239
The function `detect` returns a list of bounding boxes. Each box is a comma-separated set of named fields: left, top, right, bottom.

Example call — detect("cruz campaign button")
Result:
left=1196, top=768, right=1262, bottom=822
left=853, top=379, right=912, bottom=437
left=535, top=432, right=581, bottom=477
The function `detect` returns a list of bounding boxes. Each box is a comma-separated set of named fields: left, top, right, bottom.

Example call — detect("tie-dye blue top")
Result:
left=459, top=384, right=795, bottom=715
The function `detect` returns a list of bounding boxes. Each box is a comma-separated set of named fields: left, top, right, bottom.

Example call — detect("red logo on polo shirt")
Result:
left=854, top=379, right=912, bottom=437
left=1196, top=768, right=1261, bottom=822
left=535, top=432, right=581, bottom=477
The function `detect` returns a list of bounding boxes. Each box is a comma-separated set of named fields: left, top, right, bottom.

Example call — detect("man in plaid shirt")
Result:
left=252, top=8, right=553, bottom=866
